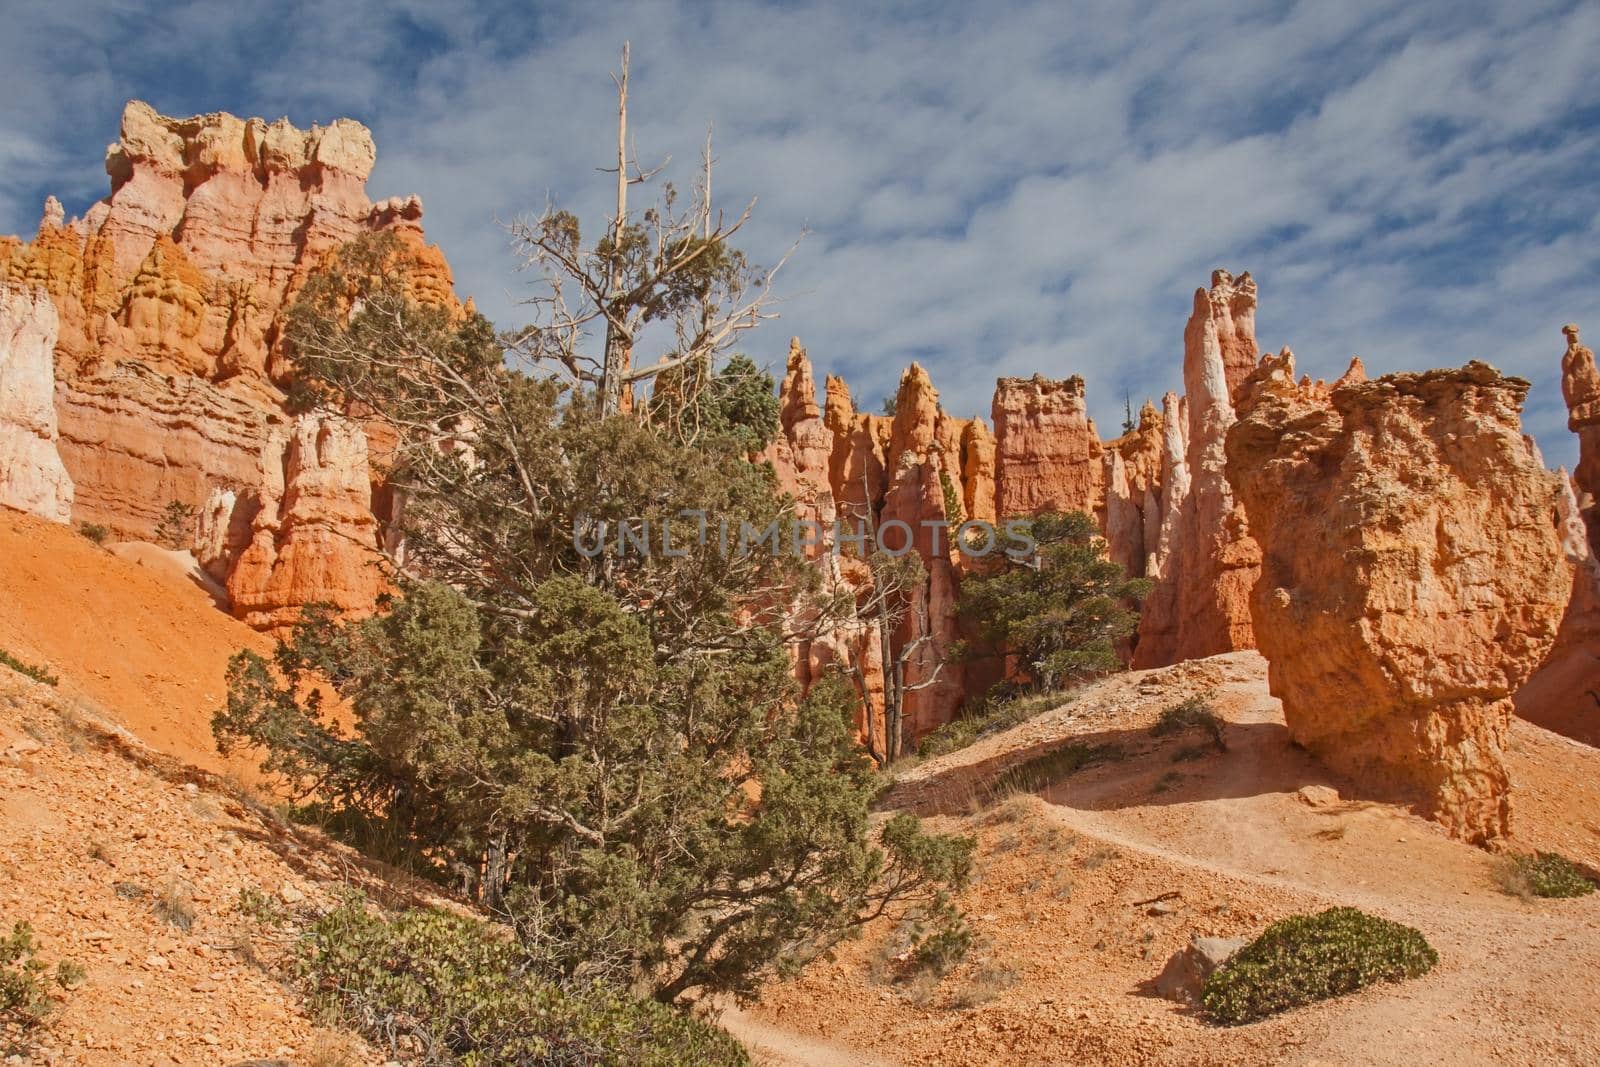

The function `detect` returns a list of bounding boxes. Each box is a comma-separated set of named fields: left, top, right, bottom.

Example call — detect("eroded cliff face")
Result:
left=763, top=339, right=837, bottom=549
left=1102, top=401, right=1165, bottom=580
left=879, top=364, right=967, bottom=737
left=0, top=100, right=455, bottom=628
left=226, top=414, right=382, bottom=631
left=1560, top=324, right=1600, bottom=556
left=768, top=352, right=980, bottom=747
left=1206, top=269, right=1259, bottom=399
left=0, top=286, right=73, bottom=522
left=1227, top=355, right=1570, bottom=844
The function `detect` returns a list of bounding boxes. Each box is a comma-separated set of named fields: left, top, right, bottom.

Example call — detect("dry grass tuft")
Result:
left=155, top=877, right=197, bottom=932
left=950, top=958, right=1020, bottom=1009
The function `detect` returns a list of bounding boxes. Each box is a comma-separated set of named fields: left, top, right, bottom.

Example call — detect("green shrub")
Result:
left=1151, top=694, right=1226, bottom=751
left=76, top=522, right=110, bottom=545
left=1498, top=852, right=1597, bottom=899
left=1, top=922, right=80, bottom=1055
left=237, top=886, right=290, bottom=926
left=297, top=897, right=749, bottom=1066
left=906, top=901, right=973, bottom=978
left=955, top=510, right=1150, bottom=691
left=218, top=230, right=974, bottom=1006
left=0, top=649, right=57, bottom=687
left=918, top=688, right=1077, bottom=759
left=1201, top=907, right=1437, bottom=1025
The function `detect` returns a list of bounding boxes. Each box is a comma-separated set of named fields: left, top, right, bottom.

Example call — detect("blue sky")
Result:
left=2, top=0, right=1597, bottom=465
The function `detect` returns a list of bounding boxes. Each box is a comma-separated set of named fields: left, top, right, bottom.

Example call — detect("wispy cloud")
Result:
left=2, top=0, right=1596, bottom=464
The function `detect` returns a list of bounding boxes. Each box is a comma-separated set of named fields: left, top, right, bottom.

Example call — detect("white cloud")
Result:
left=1, top=0, right=1596, bottom=466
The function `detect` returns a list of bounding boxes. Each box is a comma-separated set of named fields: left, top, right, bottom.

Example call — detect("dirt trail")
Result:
left=747, top=652, right=1600, bottom=1066
left=721, top=1006, right=896, bottom=1067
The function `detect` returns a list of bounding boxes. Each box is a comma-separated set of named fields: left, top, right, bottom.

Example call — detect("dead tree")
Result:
left=509, top=42, right=798, bottom=417
left=839, top=469, right=946, bottom=763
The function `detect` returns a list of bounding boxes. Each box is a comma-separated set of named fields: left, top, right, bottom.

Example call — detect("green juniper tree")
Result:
left=216, top=227, right=971, bottom=1005
left=956, top=510, right=1150, bottom=693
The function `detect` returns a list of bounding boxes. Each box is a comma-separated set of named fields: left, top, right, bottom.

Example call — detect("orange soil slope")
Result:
left=0, top=508, right=271, bottom=777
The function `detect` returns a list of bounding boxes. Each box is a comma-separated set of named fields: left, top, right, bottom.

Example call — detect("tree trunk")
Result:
left=600, top=42, right=631, bottom=417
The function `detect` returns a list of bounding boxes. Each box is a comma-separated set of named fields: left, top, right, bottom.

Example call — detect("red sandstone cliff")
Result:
left=992, top=374, right=1103, bottom=518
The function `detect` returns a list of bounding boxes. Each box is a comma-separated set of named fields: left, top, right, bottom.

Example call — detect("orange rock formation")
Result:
left=992, top=374, right=1103, bottom=518
left=226, top=414, right=382, bottom=630
left=766, top=269, right=1276, bottom=739
left=1, top=100, right=455, bottom=628
left=1517, top=325, right=1600, bottom=746
left=1133, top=272, right=1260, bottom=667
left=1227, top=355, right=1571, bottom=843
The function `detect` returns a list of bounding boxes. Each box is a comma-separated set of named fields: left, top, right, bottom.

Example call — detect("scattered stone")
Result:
left=1296, top=785, right=1340, bottom=808
left=1152, top=934, right=1249, bottom=1004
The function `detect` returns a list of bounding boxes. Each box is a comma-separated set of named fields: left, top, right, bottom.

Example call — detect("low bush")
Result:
left=1151, top=694, right=1226, bottom=751
left=1497, top=851, right=1597, bottom=899
left=297, top=896, right=749, bottom=1065
left=1201, top=907, right=1437, bottom=1025
left=0, top=650, right=57, bottom=688
left=905, top=898, right=973, bottom=978
left=949, top=958, right=1019, bottom=1009
left=76, top=522, right=110, bottom=545
left=154, top=878, right=197, bottom=932
left=918, top=688, right=1077, bottom=759
left=1, top=922, right=80, bottom=1056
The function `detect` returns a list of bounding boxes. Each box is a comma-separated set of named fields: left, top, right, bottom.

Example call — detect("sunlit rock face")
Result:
left=991, top=374, right=1103, bottom=520
left=1133, top=271, right=1260, bottom=668
left=227, top=414, right=383, bottom=632
left=1517, top=324, right=1600, bottom=747
left=0, top=285, right=73, bottom=522
left=1, top=100, right=457, bottom=627
left=1227, top=353, right=1570, bottom=844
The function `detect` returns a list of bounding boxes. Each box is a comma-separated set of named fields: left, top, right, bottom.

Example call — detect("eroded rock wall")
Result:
left=227, top=414, right=382, bottom=631
left=1133, top=272, right=1260, bottom=667
left=1516, top=325, right=1600, bottom=745
left=992, top=374, right=1103, bottom=519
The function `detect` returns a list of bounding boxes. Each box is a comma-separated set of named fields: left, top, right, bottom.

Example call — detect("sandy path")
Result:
left=746, top=652, right=1600, bottom=1066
